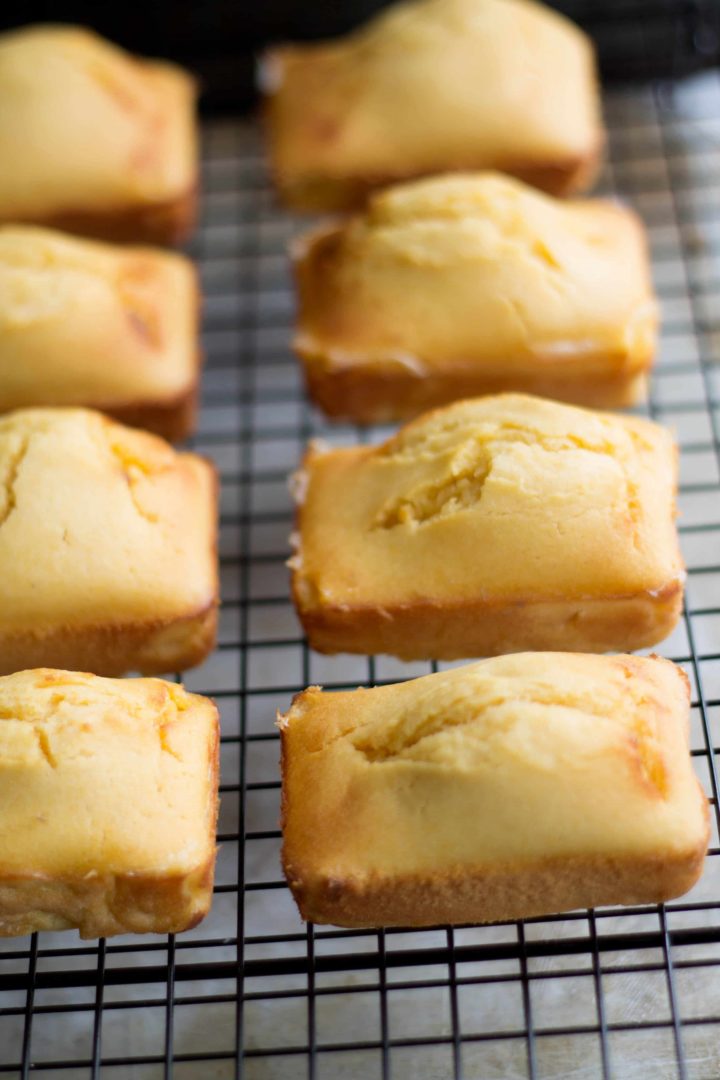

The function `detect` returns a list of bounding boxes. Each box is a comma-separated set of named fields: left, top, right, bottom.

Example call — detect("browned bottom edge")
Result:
left=287, top=844, right=708, bottom=929
left=12, top=186, right=199, bottom=246
left=296, top=586, right=684, bottom=661
left=0, top=855, right=217, bottom=939
left=302, top=358, right=648, bottom=425
left=97, top=379, right=199, bottom=443
left=0, top=602, right=218, bottom=678
left=276, top=144, right=604, bottom=212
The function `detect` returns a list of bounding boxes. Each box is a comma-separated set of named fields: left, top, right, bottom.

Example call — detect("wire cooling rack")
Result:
left=1, top=71, right=720, bottom=1080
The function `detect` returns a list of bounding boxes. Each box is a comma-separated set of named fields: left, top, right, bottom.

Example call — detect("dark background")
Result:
left=1, top=0, right=718, bottom=110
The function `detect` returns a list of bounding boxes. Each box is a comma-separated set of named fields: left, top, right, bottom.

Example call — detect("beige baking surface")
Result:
left=1, top=71, right=720, bottom=1079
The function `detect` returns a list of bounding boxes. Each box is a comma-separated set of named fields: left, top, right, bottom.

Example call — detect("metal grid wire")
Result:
left=1, top=71, right=720, bottom=1080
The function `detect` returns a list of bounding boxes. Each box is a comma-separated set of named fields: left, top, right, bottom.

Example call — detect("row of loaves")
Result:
left=0, top=25, right=220, bottom=941
left=260, top=0, right=710, bottom=931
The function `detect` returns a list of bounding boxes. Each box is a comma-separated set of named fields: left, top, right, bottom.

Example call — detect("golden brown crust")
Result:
left=37, top=184, right=198, bottom=247
left=0, top=859, right=217, bottom=938
left=87, top=367, right=200, bottom=443
left=0, top=227, right=202, bottom=436
left=291, top=395, right=684, bottom=659
left=303, top=355, right=648, bottom=423
left=505, top=139, right=605, bottom=201
left=0, top=600, right=218, bottom=678
left=293, top=174, right=656, bottom=421
left=263, top=0, right=604, bottom=211
left=287, top=850, right=707, bottom=928
left=0, top=669, right=220, bottom=938
left=294, top=584, right=683, bottom=662
left=274, top=144, right=604, bottom=213
left=0, top=408, right=219, bottom=675
left=0, top=26, right=198, bottom=244
left=280, top=654, right=710, bottom=928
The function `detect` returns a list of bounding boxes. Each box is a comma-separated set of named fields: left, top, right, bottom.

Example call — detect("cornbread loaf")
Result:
left=0, top=408, right=218, bottom=675
left=263, top=0, right=603, bottom=210
left=0, top=25, right=197, bottom=244
left=293, top=173, right=657, bottom=420
left=0, top=226, right=200, bottom=440
left=280, top=653, right=709, bottom=927
left=290, top=394, right=684, bottom=659
left=0, top=669, right=219, bottom=938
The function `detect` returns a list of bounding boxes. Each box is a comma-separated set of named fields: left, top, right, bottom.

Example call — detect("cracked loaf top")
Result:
left=0, top=24, right=196, bottom=219
left=0, top=668, right=218, bottom=875
left=292, top=394, right=683, bottom=607
left=0, top=408, right=216, bottom=630
left=293, top=172, right=656, bottom=378
left=264, top=0, right=602, bottom=208
left=0, top=226, right=197, bottom=412
left=280, top=653, right=708, bottom=879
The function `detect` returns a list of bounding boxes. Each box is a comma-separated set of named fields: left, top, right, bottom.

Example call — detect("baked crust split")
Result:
left=291, top=394, right=683, bottom=659
left=292, top=173, right=657, bottom=421
left=280, top=654, right=709, bottom=927
left=0, top=669, right=219, bottom=938
left=0, top=407, right=218, bottom=675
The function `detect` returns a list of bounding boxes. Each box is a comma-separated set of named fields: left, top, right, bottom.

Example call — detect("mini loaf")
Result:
left=263, top=0, right=603, bottom=211
left=0, top=226, right=200, bottom=440
left=280, top=653, right=709, bottom=928
left=291, top=394, right=684, bottom=659
left=293, top=173, right=658, bottom=420
left=0, top=408, right=218, bottom=675
left=0, top=669, right=219, bottom=938
left=0, top=25, right=197, bottom=244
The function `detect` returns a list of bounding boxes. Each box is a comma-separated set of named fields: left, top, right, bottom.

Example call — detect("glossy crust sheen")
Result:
left=0, top=25, right=198, bottom=244
left=290, top=394, right=684, bottom=659
left=263, top=0, right=603, bottom=210
left=0, top=408, right=218, bottom=675
left=0, top=227, right=201, bottom=440
left=279, top=654, right=710, bottom=927
left=293, top=174, right=658, bottom=421
left=0, top=669, right=219, bottom=938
